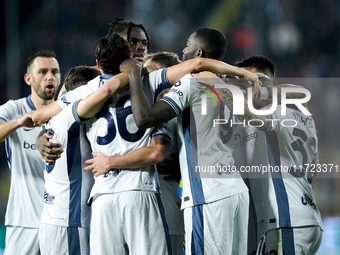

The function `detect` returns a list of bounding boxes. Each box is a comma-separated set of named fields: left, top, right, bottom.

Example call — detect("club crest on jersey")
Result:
left=44, top=189, right=55, bottom=204
left=174, top=80, right=181, bottom=87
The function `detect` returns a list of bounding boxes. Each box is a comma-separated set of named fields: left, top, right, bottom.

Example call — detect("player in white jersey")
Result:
left=39, top=66, right=101, bottom=255
left=237, top=55, right=322, bottom=254
left=126, top=28, right=262, bottom=254
left=143, top=52, right=185, bottom=255
left=0, top=50, right=60, bottom=254
left=57, top=35, right=172, bottom=255
left=33, top=19, right=150, bottom=162
left=195, top=55, right=323, bottom=254
left=244, top=107, right=323, bottom=255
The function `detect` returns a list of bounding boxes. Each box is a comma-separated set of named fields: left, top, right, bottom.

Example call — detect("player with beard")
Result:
left=0, top=50, right=60, bottom=254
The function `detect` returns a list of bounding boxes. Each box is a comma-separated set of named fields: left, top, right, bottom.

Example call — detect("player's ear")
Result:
left=96, top=59, right=102, bottom=70
left=24, top=73, right=32, bottom=86
left=197, top=48, right=206, bottom=58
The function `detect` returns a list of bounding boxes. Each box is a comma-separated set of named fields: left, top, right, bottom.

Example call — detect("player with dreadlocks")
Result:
left=107, top=19, right=150, bottom=63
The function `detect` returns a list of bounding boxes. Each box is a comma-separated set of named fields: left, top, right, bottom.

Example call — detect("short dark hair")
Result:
left=234, top=55, right=275, bottom=78
left=64, top=66, right=101, bottom=92
left=95, top=34, right=131, bottom=75
left=194, top=27, right=228, bottom=60
left=27, top=50, right=57, bottom=68
left=107, top=19, right=150, bottom=50
left=144, top=51, right=181, bottom=68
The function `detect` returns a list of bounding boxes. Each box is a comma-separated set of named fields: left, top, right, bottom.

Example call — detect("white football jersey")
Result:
left=40, top=101, right=94, bottom=227
left=58, top=71, right=172, bottom=201
left=0, top=96, right=45, bottom=228
left=160, top=74, right=248, bottom=209
left=244, top=105, right=323, bottom=233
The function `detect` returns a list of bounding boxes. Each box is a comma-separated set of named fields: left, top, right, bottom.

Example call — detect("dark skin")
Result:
left=36, top=129, right=63, bottom=163
left=37, top=54, right=259, bottom=161
left=122, top=58, right=258, bottom=129
left=120, top=58, right=177, bottom=129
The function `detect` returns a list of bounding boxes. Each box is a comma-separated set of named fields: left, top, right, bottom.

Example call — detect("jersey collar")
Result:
left=26, top=95, right=36, bottom=110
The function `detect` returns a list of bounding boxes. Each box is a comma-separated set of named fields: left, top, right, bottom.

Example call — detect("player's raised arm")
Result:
left=76, top=72, right=129, bottom=119
left=33, top=73, right=129, bottom=125
left=121, top=58, right=177, bottom=129
left=166, top=57, right=260, bottom=85
left=33, top=101, right=63, bottom=126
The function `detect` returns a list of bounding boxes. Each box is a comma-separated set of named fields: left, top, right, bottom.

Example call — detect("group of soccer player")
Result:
left=0, top=18, right=323, bottom=255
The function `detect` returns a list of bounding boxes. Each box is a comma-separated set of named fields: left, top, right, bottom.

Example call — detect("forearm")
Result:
left=128, top=68, right=153, bottom=124
left=129, top=71, right=176, bottom=128
left=77, top=73, right=129, bottom=119
left=129, top=68, right=175, bottom=128
left=196, top=58, right=253, bottom=78
left=0, top=119, right=22, bottom=142
left=109, top=146, right=166, bottom=169
left=84, top=138, right=170, bottom=176
left=121, top=58, right=176, bottom=128
left=33, top=101, right=62, bottom=125
left=166, top=58, right=255, bottom=85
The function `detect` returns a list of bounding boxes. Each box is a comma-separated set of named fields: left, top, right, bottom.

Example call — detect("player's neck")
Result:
left=30, top=92, right=54, bottom=109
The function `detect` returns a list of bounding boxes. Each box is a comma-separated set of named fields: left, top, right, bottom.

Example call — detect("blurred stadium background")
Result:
left=0, top=0, right=339, bottom=254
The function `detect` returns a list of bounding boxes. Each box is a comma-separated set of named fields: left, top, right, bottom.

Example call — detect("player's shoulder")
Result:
left=2, top=97, right=27, bottom=106
left=0, top=96, right=31, bottom=114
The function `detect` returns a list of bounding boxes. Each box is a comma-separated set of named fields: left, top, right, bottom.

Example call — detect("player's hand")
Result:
left=18, top=111, right=37, bottom=128
left=36, top=129, right=63, bottom=164
left=238, top=69, right=261, bottom=98
left=192, top=71, right=223, bottom=87
left=119, top=58, right=142, bottom=74
left=251, top=77, right=261, bottom=98
left=83, top=152, right=111, bottom=177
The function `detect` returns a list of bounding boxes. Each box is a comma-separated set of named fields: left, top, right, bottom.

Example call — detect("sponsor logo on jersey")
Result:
left=169, top=87, right=183, bottom=96
left=302, top=193, right=316, bottom=208
left=44, top=189, right=55, bottom=204
left=243, top=132, right=258, bottom=143
left=23, top=141, right=36, bottom=150
left=23, top=127, right=34, bottom=131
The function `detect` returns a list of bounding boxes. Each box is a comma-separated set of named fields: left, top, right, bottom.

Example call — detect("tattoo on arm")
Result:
left=217, top=88, right=269, bottom=131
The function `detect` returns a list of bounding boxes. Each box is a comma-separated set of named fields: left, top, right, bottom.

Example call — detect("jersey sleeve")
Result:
left=142, top=68, right=172, bottom=103
left=58, top=76, right=102, bottom=109
left=0, top=100, right=17, bottom=122
left=160, top=73, right=194, bottom=115
left=150, top=120, right=174, bottom=147
left=264, top=105, right=283, bottom=133
left=47, top=100, right=86, bottom=147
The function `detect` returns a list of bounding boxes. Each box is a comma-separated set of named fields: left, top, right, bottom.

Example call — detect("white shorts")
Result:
left=39, top=223, right=89, bottom=255
left=184, top=191, right=249, bottom=255
left=256, top=226, right=323, bottom=255
left=90, top=191, right=171, bottom=255
left=5, top=226, right=39, bottom=255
